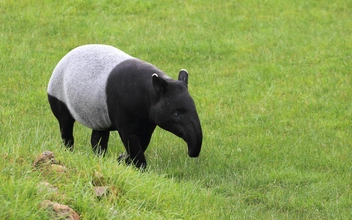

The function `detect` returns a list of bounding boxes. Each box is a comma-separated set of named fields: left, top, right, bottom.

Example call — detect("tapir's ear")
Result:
left=178, top=69, right=188, bottom=88
left=152, top=73, right=168, bottom=93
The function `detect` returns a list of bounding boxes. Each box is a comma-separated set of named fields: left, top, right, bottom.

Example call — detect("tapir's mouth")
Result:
left=179, top=120, right=202, bottom=158
left=178, top=135, right=200, bottom=157
left=188, top=149, right=200, bottom=157
left=185, top=131, right=202, bottom=158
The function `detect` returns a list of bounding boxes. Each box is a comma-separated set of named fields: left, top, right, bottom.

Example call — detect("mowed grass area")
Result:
left=1, top=0, right=352, bottom=219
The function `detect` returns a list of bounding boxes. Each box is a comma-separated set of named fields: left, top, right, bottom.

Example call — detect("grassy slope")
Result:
left=1, top=0, right=352, bottom=219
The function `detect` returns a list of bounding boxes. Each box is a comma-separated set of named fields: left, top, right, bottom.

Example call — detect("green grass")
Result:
left=1, top=0, right=352, bottom=219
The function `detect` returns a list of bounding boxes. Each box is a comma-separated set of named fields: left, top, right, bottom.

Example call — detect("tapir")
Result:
left=47, top=44, right=202, bottom=168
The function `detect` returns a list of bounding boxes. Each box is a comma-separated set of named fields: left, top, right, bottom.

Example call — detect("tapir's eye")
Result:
left=173, top=111, right=181, bottom=118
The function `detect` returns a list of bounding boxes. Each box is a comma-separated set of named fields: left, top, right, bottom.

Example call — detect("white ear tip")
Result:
left=152, top=73, right=158, bottom=77
left=180, top=69, right=188, bottom=73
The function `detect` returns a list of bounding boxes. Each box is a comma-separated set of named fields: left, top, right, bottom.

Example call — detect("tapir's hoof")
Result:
left=117, top=153, right=129, bottom=163
left=117, top=154, right=146, bottom=170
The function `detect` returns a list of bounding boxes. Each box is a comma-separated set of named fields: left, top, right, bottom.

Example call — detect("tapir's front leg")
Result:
left=140, top=125, right=156, bottom=152
left=117, top=133, right=145, bottom=169
left=127, top=134, right=147, bottom=169
left=117, top=124, right=148, bottom=169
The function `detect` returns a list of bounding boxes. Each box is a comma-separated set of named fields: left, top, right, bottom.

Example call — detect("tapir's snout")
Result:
left=185, top=114, right=202, bottom=158
left=188, top=133, right=202, bottom=157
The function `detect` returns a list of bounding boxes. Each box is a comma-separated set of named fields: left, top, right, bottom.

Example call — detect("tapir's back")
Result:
left=47, top=44, right=133, bottom=129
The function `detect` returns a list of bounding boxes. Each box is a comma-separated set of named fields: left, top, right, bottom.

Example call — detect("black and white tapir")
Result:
left=47, top=44, right=202, bottom=168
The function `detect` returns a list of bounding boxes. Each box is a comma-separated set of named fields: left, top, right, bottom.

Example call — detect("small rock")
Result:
left=33, top=151, right=59, bottom=168
left=94, top=186, right=109, bottom=199
left=40, top=200, right=80, bottom=220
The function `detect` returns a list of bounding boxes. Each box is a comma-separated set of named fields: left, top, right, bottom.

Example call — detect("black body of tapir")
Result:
left=47, top=44, right=202, bottom=168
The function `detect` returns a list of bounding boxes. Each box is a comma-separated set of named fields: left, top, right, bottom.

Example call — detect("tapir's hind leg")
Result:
left=91, top=130, right=110, bottom=156
left=48, top=94, right=75, bottom=150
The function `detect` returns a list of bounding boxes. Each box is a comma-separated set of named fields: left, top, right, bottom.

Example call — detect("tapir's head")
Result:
left=150, top=70, right=202, bottom=157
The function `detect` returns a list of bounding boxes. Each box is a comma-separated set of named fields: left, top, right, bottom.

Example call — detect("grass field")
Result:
left=1, top=0, right=352, bottom=219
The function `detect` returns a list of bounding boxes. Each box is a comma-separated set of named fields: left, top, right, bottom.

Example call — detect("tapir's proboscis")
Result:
left=47, top=44, right=203, bottom=169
